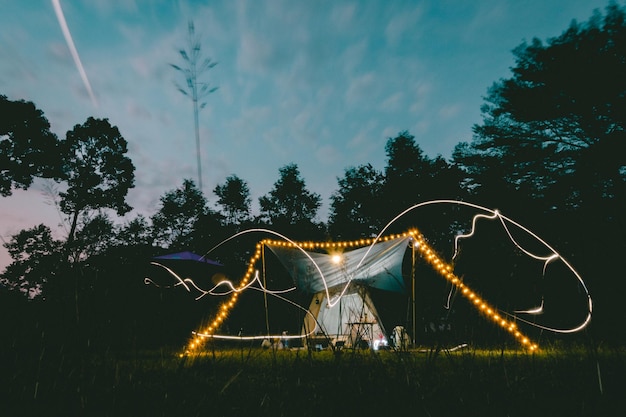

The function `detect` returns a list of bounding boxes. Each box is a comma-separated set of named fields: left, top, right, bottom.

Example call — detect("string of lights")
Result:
left=183, top=229, right=540, bottom=354
left=411, top=229, right=538, bottom=351
left=145, top=201, right=591, bottom=355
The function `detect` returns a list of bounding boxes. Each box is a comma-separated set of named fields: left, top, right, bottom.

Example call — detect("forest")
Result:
left=1, top=4, right=625, bottom=416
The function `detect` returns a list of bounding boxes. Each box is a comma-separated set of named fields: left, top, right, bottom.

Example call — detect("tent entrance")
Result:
left=302, top=286, right=387, bottom=349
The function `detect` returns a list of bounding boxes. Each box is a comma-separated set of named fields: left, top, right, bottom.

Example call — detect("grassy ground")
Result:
left=1, top=343, right=624, bottom=417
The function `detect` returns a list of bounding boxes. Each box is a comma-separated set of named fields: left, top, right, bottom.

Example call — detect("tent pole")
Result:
left=262, top=244, right=270, bottom=338
left=412, top=239, right=416, bottom=348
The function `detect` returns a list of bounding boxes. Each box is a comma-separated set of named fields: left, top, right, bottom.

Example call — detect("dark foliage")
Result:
left=0, top=95, right=62, bottom=196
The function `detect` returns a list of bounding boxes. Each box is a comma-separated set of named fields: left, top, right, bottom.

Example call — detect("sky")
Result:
left=0, top=0, right=617, bottom=271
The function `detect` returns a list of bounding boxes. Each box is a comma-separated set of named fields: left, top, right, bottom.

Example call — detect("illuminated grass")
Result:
left=2, top=344, right=625, bottom=416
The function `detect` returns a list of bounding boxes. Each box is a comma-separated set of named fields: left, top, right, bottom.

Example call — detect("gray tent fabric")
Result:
left=303, top=289, right=387, bottom=348
left=266, top=236, right=410, bottom=295
left=266, top=236, right=411, bottom=347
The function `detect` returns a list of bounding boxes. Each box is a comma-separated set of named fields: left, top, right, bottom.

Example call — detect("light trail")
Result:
left=146, top=200, right=592, bottom=354
left=192, top=285, right=321, bottom=342
left=51, top=0, right=98, bottom=108
left=199, top=228, right=361, bottom=309
left=375, top=200, right=592, bottom=333
left=412, top=230, right=538, bottom=351
left=147, top=262, right=296, bottom=300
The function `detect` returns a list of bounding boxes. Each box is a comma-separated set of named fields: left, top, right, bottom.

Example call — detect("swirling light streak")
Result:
left=147, top=261, right=296, bottom=300
left=180, top=229, right=331, bottom=354
left=262, top=232, right=413, bottom=308
left=192, top=287, right=322, bottom=342
left=150, top=200, right=590, bottom=354
left=198, top=228, right=410, bottom=309
left=376, top=200, right=592, bottom=334
left=453, top=209, right=559, bottom=270
left=183, top=244, right=265, bottom=351
left=184, top=270, right=328, bottom=353
left=180, top=232, right=411, bottom=354
left=144, top=262, right=191, bottom=291
left=412, top=229, right=539, bottom=351
left=455, top=204, right=591, bottom=332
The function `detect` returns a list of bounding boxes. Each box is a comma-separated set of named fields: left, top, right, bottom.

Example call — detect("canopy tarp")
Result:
left=266, top=236, right=410, bottom=294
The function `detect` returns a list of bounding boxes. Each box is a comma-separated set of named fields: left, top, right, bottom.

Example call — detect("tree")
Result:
left=384, top=132, right=465, bottom=223
left=451, top=4, right=626, bottom=342
left=115, top=214, right=153, bottom=247
left=68, top=212, right=116, bottom=263
left=328, top=164, right=385, bottom=239
left=385, top=131, right=428, bottom=181
left=453, top=3, right=626, bottom=215
left=0, top=224, right=62, bottom=298
left=213, top=174, right=252, bottom=228
left=59, top=117, right=135, bottom=246
left=151, top=179, right=207, bottom=249
left=259, top=163, right=323, bottom=239
left=384, top=131, right=432, bottom=216
left=171, top=20, right=218, bottom=192
left=0, top=94, right=62, bottom=196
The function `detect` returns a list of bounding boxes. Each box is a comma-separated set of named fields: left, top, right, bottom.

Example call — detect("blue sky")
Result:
left=0, top=0, right=616, bottom=269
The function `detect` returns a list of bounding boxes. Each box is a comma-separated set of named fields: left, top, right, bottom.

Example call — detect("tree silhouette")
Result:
left=213, top=174, right=252, bottom=228
left=0, top=94, right=62, bottom=196
left=59, top=117, right=135, bottom=247
left=170, top=20, right=218, bottom=193
left=151, top=179, right=207, bottom=249
left=259, top=163, right=323, bottom=239
left=1, top=224, right=62, bottom=298
left=328, top=163, right=385, bottom=239
left=384, top=131, right=427, bottom=222
left=384, top=132, right=465, bottom=227
left=452, top=3, right=626, bottom=342
left=454, top=3, right=626, bottom=216
left=116, top=215, right=152, bottom=247
left=69, top=212, right=116, bottom=263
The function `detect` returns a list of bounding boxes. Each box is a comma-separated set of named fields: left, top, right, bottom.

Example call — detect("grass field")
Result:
left=2, top=343, right=624, bottom=417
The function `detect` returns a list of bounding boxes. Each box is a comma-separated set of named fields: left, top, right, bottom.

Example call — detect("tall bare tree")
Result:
left=170, top=20, right=218, bottom=193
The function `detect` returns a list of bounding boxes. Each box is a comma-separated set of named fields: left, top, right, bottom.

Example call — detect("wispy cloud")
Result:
left=345, top=72, right=376, bottom=105
left=51, top=0, right=98, bottom=108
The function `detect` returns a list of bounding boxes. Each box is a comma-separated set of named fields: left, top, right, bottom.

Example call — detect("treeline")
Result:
left=1, top=4, right=625, bottom=351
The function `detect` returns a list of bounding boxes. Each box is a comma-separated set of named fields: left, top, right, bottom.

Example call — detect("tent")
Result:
left=265, top=235, right=411, bottom=348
